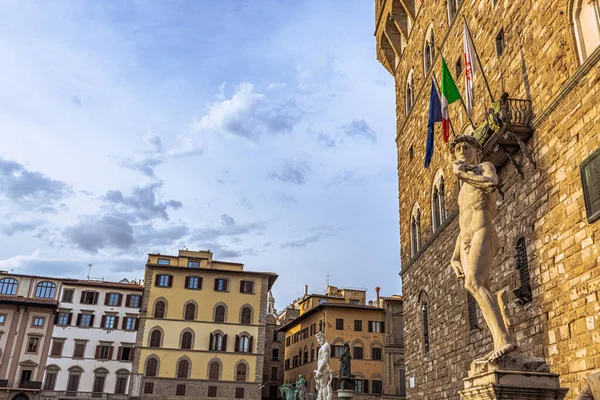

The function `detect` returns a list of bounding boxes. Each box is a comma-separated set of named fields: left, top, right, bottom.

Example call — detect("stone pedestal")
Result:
left=459, top=369, right=568, bottom=399
left=337, top=389, right=356, bottom=399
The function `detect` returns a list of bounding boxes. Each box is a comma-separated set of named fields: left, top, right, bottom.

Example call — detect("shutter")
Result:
left=248, top=336, right=254, bottom=353
left=168, top=275, right=173, bottom=287
left=222, top=334, right=227, bottom=351
left=108, top=346, right=114, bottom=360
left=224, top=279, right=228, bottom=292
left=381, top=321, right=385, bottom=333
left=76, top=313, right=82, bottom=326
left=126, top=295, right=131, bottom=307
left=155, top=274, right=160, bottom=286
left=363, top=379, right=369, bottom=394
left=198, top=277, right=203, bottom=290
left=54, top=312, right=59, bottom=324
left=135, top=318, right=140, bottom=331
left=95, top=345, right=100, bottom=359
left=80, top=291, right=86, bottom=303
left=209, top=333, right=214, bottom=350
left=93, top=292, right=99, bottom=305
left=240, top=280, right=244, bottom=293
left=250, top=281, right=254, bottom=293
left=122, top=317, right=127, bottom=330
left=214, top=279, right=219, bottom=291
left=118, top=294, right=123, bottom=307
left=104, top=293, right=110, bottom=306
left=368, top=321, right=373, bottom=332
left=101, top=315, right=106, bottom=328
left=117, top=347, right=123, bottom=361
left=90, top=314, right=95, bottom=327
left=114, top=316, right=120, bottom=329
left=185, top=277, right=190, bottom=289
left=235, top=335, right=240, bottom=353
left=67, top=313, right=73, bottom=325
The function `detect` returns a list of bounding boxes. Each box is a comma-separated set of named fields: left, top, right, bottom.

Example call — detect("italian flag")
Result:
left=440, top=57, right=461, bottom=143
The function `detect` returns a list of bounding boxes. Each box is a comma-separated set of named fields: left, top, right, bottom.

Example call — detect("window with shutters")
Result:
left=184, top=303, right=196, bottom=321
left=332, top=345, right=344, bottom=358
left=214, top=278, right=228, bottom=292
left=81, top=291, right=98, bottom=305
left=144, top=382, right=154, bottom=394
left=181, top=331, right=193, bottom=349
left=62, top=289, right=74, bottom=302
left=208, top=386, right=218, bottom=397
left=27, top=336, right=40, bottom=353
left=128, top=294, right=141, bottom=308
left=214, top=305, right=226, bottom=323
left=149, top=329, right=162, bottom=348
left=513, top=237, right=532, bottom=304
left=124, top=317, right=137, bottom=331
left=363, top=379, right=369, bottom=394
left=57, top=311, right=71, bottom=326
left=467, top=293, right=479, bottom=330
left=103, top=315, right=117, bottom=329
left=208, top=362, right=220, bottom=380
left=154, top=300, right=166, bottom=318
left=354, top=320, right=362, bottom=331
left=145, top=358, right=158, bottom=377
left=371, top=347, right=382, bottom=360
left=353, top=346, right=364, bottom=360
left=106, top=293, right=121, bottom=306
left=240, top=307, right=252, bottom=324
left=372, top=380, right=383, bottom=394
left=119, top=346, right=133, bottom=361
left=177, top=359, right=190, bottom=378
left=236, top=363, right=247, bottom=381
left=35, top=281, right=56, bottom=298
left=335, top=318, right=344, bottom=330
left=67, top=373, right=81, bottom=393
left=355, top=379, right=363, bottom=393
left=92, top=374, right=106, bottom=394
left=51, top=340, right=64, bottom=356
left=176, top=384, right=186, bottom=396
left=240, top=280, right=254, bottom=293
left=185, top=276, right=202, bottom=290
left=78, top=313, right=93, bottom=327
left=115, top=375, right=128, bottom=394
left=210, top=333, right=225, bottom=351
left=73, top=342, right=86, bottom=358
left=156, top=274, right=172, bottom=287
left=44, top=371, right=57, bottom=390
left=368, top=321, right=383, bottom=333
left=237, top=335, right=251, bottom=353
left=96, top=344, right=112, bottom=360
left=235, top=387, right=245, bottom=398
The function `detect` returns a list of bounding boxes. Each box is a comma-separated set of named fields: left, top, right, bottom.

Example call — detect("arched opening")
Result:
left=154, top=300, right=166, bottom=319
left=149, top=329, right=162, bottom=348
left=410, top=205, right=421, bottom=257
left=35, top=281, right=56, bottom=298
left=406, top=70, right=414, bottom=115
left=214, top=304, right=226, bottom=323
left=240, top=306, right=252, bottom=324
left=0, top=278, right=18, bottom=295
left=423, top=25, right=435, bottom=75
left=418, top=290, right=430, bottom=354
left=181, top=331, right=193, bottom=350
left=184, top=303, right=196, bottom=321
left=572, top=0, right=600, bottom=62
left=145, top=357, right=158, bottom=377
left=177, top=359, right=190, bottom=379
left=208, top=361, right=220, bottom=380
left=236, top=363, right=247, bottom=382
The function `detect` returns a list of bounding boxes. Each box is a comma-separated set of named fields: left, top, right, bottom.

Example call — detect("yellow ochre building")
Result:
left=131, top=249, right=277, bottom=400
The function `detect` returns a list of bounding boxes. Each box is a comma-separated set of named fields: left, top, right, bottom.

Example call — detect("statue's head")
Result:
left=343, top=341, right=349, bottom=350
left=316, top=331, right=325, bottom=345
left=449, top=134, right=482, bottom=164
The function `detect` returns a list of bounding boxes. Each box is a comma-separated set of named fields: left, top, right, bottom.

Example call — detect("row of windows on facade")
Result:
left=49, top=339, right=135, bottom=361
left=143, top=382, right=248, bottom=399
left=154, top=274, right=255, bottom=294
left=410, top=175, right=446, bottom=258
left=284, top=343, right=383, bottom=370
left=285, top=320, right=385, bottom=347
left=0, top=280, right=57, bottom=298
left=43, top=367, right=130, bottom=395
left=152, top=301, right=254, bottom=324
left=418, top=239, right=530, bottom=354
left=147, top=328, right=254, bottom=353
left=54, top=311, right=139, bottom=331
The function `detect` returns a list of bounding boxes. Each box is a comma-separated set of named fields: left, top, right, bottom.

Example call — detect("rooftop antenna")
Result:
left=87, top=264, right=104, bottom=282
left=326, top=274, right=331, bottom=290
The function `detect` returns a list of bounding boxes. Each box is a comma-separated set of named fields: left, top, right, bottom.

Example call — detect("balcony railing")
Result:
left=0, top=380, right=43, bottom=390
left=385, top=334, right=404, bottom=347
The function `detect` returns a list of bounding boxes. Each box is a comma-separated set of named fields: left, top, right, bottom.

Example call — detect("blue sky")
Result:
left=0, top=1, right=400, bottom=307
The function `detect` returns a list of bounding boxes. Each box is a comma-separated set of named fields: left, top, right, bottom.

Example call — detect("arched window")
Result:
left=406, top=70, right=415, bottom=115
left=572, top=0, right=600, bottom=63
left=184, top=303, right=196, bottom=321
left=210, top=333, right=226, bottom=351
left=448, top=0, right=460, bottom=24
left=149, top=329, right=162, bottom=348
left=432, top=174, right=447, bottom=232
left=236, top=363, right=247, bottom=382
left=310, top=343, right=315, bottom=361
left=418, top=291, right=430, bottom=354
left=410, top=206, right=421, bottom=258
left=35, top=281, right=56, bottom=298
left=214, top=305, right=226, bottom=323
left=154, top=301, right=166, bottom=319
left=237, top=335, right=251, bottom=353
left=208, top=361, right=220, bottom=380
left=424, top=26, right=435, bottom=75
left=240, top=307, right=252, bottom=324
left=177, top=359, right=190, bottom=379
left=181, top=331, right=193, bottom=350
left=0, top=278, right=18, bottom=295
left=145, top=358, right=158, bottom=377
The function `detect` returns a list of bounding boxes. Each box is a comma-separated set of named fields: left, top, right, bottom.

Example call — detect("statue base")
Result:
left=460, top=353, right=567, bottom=399
left=337, top=389, right=356, bottom=399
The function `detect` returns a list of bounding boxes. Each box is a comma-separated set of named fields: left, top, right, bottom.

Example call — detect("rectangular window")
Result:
left=106, top=293, right=120, bottom=306
left=187, top=261, right=200, bottom=268
left=96, top=345, right=112, bottom=360
left=354, top=320, right=362, bottom=331
left=0, top=314, right=5, bottom=325
left=496, top=28, right=505, bottom=57
left=372, top=347, right=382, bottom=360
left=124, top=317, right=137, bottom=331
left=92, top=375, right=106, bottom=394
left=372, top=380, right=383, bottom=394
left=363, top=379, right=369, bottom=394
left=208, top=386, right=218, bottom=397
left=33, top=317, right=44, bottom=327
left=128, top=295, right=141, bottom=308
left=185, top=276, right=202, bottom=290
left=51, top=340, right=64, bottom=356
left=103, top=315, right=116, bottom=329
left=156, top=274, right=172, bottom=287
left=144, top=382, right=154, bottom=394
left=73, top=342, right=86, bottom=358
left=355, top=379, right=363, bottom=393
left=78, top=313, right=93, bottom=327
left=284, top=359, right=290, bottom=370
left=115, top=377, right=127, bottom=394
left=62, top=289, right=74, bottom=303
left=119, top=346, right=133, bottom=361
left=368, top=321, right=383, bottom=333
left=235, top=387, right=245, bottom=399
left=44, top=372, right=57, bottom=390
left=271, top=366, right=278, bottom=380
left=353, top=346, right=364, bottom=360
left=332, top=345, right=344, bottom=358
left=81, top=291, right=98, bottom=305
left=157, top=258, right=170, bottom=265
left=27, top=337, right=40, bottom=353
left=335, top=318, right=344, bottom=330
left=286, top=337, right=290, bottom=346
left=214, top=278, right=228, bottom=292
left=67, top=374, right=80, bottom=392
left=240, top=280, right=254, bottom=293
left=349, top=299, right=359, bottom=304
left=176, top=384, right=186, bottom=396
left=57, top=312, right=71, bottom=326
left=272, top=348, right=279, bottom=361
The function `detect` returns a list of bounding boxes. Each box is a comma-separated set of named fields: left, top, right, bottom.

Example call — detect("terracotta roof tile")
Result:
left=0, top=294, right=59, bottom=306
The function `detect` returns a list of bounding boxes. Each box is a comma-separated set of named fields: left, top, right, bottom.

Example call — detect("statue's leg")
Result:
left=463, top=227, right=516, bottom=361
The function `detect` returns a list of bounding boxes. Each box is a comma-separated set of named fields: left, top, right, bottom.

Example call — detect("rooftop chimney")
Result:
left=376, top=286, right=381, bottom=303
left=304, top=285, right=308, bottom=296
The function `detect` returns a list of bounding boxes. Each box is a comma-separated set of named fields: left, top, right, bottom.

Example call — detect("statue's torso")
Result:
left=458, top=164, right=497, bottom=237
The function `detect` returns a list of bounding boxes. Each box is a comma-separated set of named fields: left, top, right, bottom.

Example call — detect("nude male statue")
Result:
left=450, top=134, right=517, bottom=362
left=314, top=332, right=333, bottom=400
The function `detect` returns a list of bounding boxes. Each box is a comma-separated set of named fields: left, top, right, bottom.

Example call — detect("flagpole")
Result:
left=431, top=75, right=456, bottom=138
left=436, top=47, right=476, bottom=130
left=462, top=16, right=494, bottom=102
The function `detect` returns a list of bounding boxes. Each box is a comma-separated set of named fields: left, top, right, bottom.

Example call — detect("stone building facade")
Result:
left=261, top=314, right=284, bottom=400
left=131, top=250, right=277, bottom=400
left=374, top=0, right=600, bottom=399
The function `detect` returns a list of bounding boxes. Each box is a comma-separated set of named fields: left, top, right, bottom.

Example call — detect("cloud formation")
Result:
left=191, top=214, right=266, bottom=242
left=269, top=159, right=311, bottom=185
left=342, top=119, right=377, bottom=142
left=1, top=220, right=45, bottom=236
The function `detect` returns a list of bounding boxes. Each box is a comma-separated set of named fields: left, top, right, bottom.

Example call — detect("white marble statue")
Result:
left=314, top=332, right=333, bottom=400
left=450, top=134, right=517, bottom=362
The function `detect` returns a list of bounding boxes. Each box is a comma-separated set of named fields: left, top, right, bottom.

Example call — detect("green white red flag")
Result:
left=440, top=57, right=460, bottom=143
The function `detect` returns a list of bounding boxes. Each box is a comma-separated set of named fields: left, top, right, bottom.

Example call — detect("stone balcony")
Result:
left=0, top=380, right=43, bottom=390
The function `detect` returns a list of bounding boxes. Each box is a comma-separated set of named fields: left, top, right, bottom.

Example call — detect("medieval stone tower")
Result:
left=374, top=0, right=600, bottom=398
